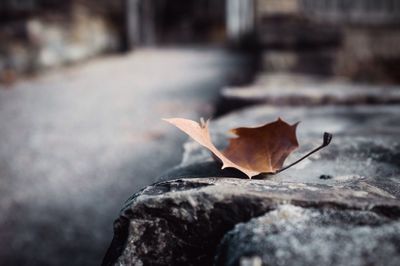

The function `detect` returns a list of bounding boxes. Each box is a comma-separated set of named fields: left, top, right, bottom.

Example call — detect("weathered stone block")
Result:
left=216, top=205, right=400, bottom=266
left=222, top=73, right=400, bottom=106
left=103, top=105, right=400, bottom=266
left=104, top=177, right=400, bottom=266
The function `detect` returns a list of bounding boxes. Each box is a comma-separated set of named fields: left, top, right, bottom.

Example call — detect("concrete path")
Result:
left=0, top=48, right=249, bottom=266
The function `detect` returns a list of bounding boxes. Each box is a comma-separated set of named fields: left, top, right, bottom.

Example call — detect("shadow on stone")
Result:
left=157, top=161, right=249, bottom=182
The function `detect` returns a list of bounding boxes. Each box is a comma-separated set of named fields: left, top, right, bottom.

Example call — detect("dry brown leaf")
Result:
left=164, top=117, right=299, bottom=178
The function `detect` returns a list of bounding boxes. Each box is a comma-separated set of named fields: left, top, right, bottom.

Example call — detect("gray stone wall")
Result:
left=301, top=0, right=400, bottom=25
left=255, top=0, right=400, bottom=82
left=0, top=1, right=123, bottom=83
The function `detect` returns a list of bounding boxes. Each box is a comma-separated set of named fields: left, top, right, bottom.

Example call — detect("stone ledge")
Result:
left=222, top=73, right=400, bottom=106
left=103, top=177, right=400, bottom=266
left=216, top=205, right=400, bottom=266
left=103, top=104, right=400, bottom=266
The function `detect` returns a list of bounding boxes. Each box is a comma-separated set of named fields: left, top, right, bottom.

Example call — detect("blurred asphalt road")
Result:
left=0, top=48, right=249, bottom=266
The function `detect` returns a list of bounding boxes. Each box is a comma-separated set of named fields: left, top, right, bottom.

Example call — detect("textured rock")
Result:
left=103, top=177, right=400, bottom=266
left=216, top=205, right=400, bottom=266
left=103, top=105, right=400, bottom=266
left=173, top=105, right=400, bottom=197
left=222, top=73, right=400, bottom=105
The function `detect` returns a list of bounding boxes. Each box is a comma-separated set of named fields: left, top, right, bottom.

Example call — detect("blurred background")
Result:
left=0, top=0, right=399, bottom=265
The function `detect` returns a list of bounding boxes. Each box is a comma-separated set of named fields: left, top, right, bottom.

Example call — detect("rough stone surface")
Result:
left=216, top=205, right=400, bottom=266
left=173, top=105, right=400, bottom=197
left=104, top=177, right=400, bottom=266
left=222, top=73, right=400, bottom=105
left=106, top=100, right=400, bottom=266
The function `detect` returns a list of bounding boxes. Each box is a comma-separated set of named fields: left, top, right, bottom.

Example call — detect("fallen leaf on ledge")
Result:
left=164, top=117, right=300, bottom=178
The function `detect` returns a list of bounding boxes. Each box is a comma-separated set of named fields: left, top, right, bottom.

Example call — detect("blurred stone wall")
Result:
left=0, top=0, right=124, bottom=82
left=128, top=0, right=227, bottom=46
left=255, top=0, right=400, bottom=83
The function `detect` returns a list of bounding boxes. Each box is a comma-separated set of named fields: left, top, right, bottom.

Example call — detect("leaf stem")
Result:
left=276, top=132, right=332, bottom=173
